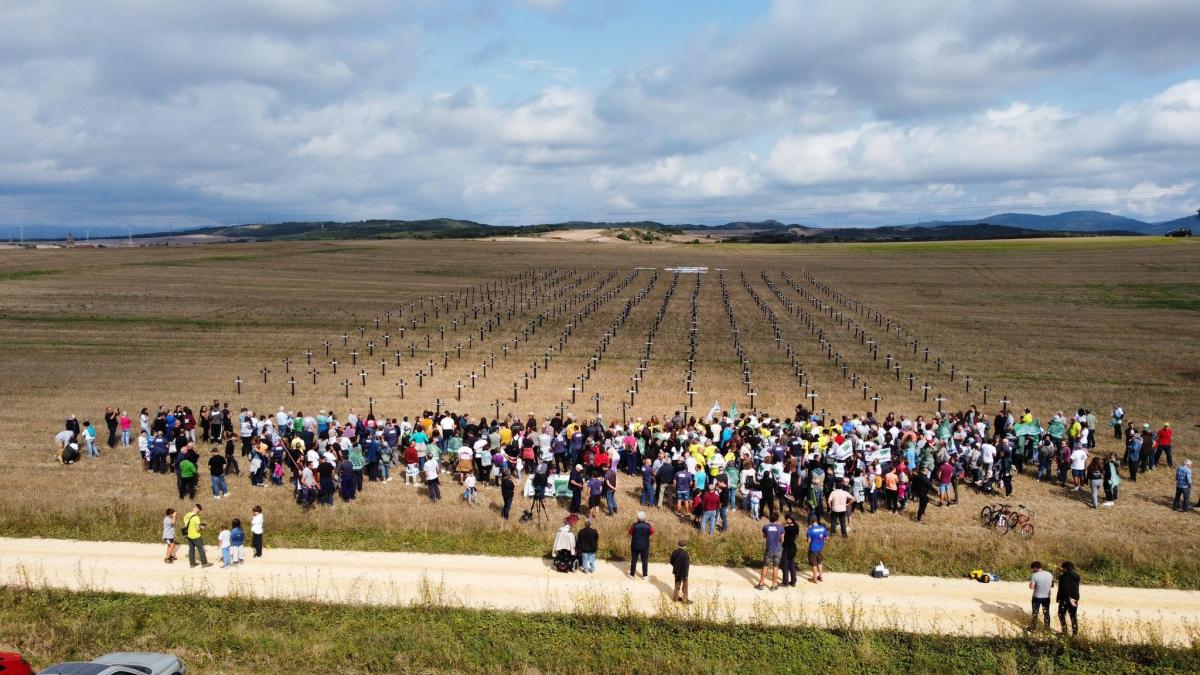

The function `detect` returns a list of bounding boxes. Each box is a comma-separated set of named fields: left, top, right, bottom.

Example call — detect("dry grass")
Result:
left=1, top=237, right=1198, bottom=587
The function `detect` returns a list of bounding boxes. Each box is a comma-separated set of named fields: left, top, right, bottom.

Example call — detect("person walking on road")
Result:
left=1028, top=560, right=1054, bottom=630
left=627, top=511, right=654, bottom=579
left=806, top=514, right=828, bottom=583
left=756, top=512, right=784, bottom=590
left=182, top=504, right=212, bottom=568
left=1056, top=561, right=1081, bottom=636
left=669, top=539, right=691, bottom=603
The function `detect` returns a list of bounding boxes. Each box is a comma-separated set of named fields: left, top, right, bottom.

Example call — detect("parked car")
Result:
left=37, top=653, right=184, bottom=675
left=1164, top=227, right=1192, bottom=237
left=0, top=651, right=35, bottom=675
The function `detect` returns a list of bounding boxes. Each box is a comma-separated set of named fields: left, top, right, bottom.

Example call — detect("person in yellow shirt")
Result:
left=499, top=424, right=513, bottom=447
left=182, top=503, right=212, bottom=568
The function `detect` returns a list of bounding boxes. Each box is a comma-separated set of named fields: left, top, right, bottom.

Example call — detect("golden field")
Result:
left=1, top=236, right=1198, bottom=587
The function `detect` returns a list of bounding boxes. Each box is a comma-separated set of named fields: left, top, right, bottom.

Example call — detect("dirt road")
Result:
left=2, top=537, right=1196, bottom=645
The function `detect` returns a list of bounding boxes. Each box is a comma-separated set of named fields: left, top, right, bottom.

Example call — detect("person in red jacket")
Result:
left=699, top=484, right=722, bottom=535
left=1155, top=423, right=1174, bottom=468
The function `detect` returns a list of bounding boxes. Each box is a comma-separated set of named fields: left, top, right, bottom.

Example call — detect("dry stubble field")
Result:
left=1, top=236, right=1198, bottom=587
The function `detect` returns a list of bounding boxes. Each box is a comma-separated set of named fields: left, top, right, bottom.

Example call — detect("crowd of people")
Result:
left=49, top=398, right=1184, bottom=624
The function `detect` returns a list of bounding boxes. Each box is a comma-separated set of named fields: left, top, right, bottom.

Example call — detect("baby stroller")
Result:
left=552, top=548, right=579, bottom=573
left=972, top=472, right=999, bottom=495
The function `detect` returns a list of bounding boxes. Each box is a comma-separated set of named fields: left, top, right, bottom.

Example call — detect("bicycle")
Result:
left=980, top=502, right=1034, bottom=537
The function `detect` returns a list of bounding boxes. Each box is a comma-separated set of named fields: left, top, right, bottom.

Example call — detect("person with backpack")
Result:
left=627, top=511, right=654, bottom=579
left=182, top=504, right=212, bottom=568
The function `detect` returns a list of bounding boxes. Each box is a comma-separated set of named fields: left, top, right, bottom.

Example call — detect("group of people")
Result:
left=162, top=503, right=265, bottom=568
left=53, top=399, right=1191, bottom=527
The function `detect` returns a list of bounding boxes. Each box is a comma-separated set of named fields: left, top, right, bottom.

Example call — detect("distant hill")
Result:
left=728, top=223, right=1142, bottom=244
left=61, top=209, right=1194, bottom=243
left=904, top=210, right=1169, bottom=234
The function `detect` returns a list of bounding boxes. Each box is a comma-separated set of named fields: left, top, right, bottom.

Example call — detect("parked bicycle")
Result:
left=980, top=503, right=1034, bottom=537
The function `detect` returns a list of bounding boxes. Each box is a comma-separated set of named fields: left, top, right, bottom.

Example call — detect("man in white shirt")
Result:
left=1069, top=446, right=1089, bottom=490
left=423, top=453, right=441, bottom=501
left=980, top=441, right=996, bottom=477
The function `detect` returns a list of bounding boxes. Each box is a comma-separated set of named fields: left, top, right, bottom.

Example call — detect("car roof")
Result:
left=36, top=663, right=113, bottom=675
left=93, top=653, right=182, bottom=673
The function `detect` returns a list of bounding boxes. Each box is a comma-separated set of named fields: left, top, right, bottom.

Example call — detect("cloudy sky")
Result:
left=3, top=0, right=1200, bottom=233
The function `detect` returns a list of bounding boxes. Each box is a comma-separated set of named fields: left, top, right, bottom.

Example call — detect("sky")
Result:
left=2, top=0, right=1200, bottom=235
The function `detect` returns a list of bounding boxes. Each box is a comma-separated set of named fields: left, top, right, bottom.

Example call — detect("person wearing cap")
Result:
left=1138, top=423, right=1156, bottom=473
left=1156, top=423, right=1174, bottom=469
left=669, top=539, right=691, bottom=603
left=568, top=463, right=584, bottom=514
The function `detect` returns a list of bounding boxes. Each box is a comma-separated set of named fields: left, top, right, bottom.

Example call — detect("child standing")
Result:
left=82, top=421, right=99, bottom=458
left=749, top=486, right=763, bottom=519
left=218, top=523, right=232, bottom=568
left=462, top=473, right=477, bottom=505
left=230, top=518, right=245, bottom=566
left=162, top=508, right=177, bottom=564
left=250, top=505, right=264, bottom=558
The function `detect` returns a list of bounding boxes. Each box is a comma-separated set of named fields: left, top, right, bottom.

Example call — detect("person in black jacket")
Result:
left=576, top=519, right=599, bottom=573
left=912, top=468, right=933, bottom=522
left=628, top=511, right=654, bottom=578
left=1056, top=561, right=1081, bottom=636
left=780, top=513, right=800, bottom=587
left=669, top=539, right=691, bottom=603
left=500, top=470, right=515, bottom=520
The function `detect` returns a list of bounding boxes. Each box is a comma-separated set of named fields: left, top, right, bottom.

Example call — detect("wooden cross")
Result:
left=907, top=373, right=916, bottom=391
left=922, top=382, right=932, bottom=402
left=330, top=359, right=339, bottom=374
left=358, top=369, right=367, bottom=386
left=964, top=374, right=973, bottom=392
left=512, top=382, right=518, bottom=402
left=687, top=389, right=696, bottom=407
left=523, top=372, right=530, bottom=390
left=367, top=341, right=375, bottom=356
left=935, top=393, right=946, bottom=414
left=282, top=357, right=292, bottom=373
left=934, top=357, right=944, bottom=372
left=287, top=376, right=297, bottom=396
left=494, top=399, right=501, bottom=420
left=348, top=350, right=358, bottom=366
left=620, top=402, right=629, bottom=426
left=861, top=381, right=869, bottom=400
left=470, top=371, right=478, bottom=388
left=923, top=346, right=930, bottom=362
left=310, top=368, right=319, bottom=385
left=396, top=379, right=406, bottom=400
left=455, top=380, right=464, bottom=401
left=340, top=334, right=349, bottom=346
left=627, top=388, right=636, bottom=406
left=234, top=376, right=243, bottom=394
left=366, top=397, right=375, bottom=416
left=893, top=363, right=901, bottom=380
left=569, top=383, right=579, bottom=404
left=341, top=379, right=351, bottom=398
left=1000, top=397, right=1011, bottom=413
left=807, top=390, right=818, bottom=407
left=323, top=341, right=331, bottom=356
left=747, top=390, right=757, bottom=410
left=260, top=367, right=271, bottom=383
left=379, top=359, right=387, bottom=376
left=304, top=350, right=313, bottom=365
left=871, top=393, right=882, bottom=414
left=982, top=385, right=990, bottom=405
left=394, top=350, right=402, bottom=366
left=435, top=398, right=443, bottom=415
left=593, top=391, right=603, bottom=416
left=949, top=364, right=957, bottom=382
left=384, top=333, right=391, bottom=347
left=416, top=370, right=424, bottom=387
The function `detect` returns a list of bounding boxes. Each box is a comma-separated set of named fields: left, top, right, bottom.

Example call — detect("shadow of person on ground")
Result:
left=975, top=598, right=1029, bottom=629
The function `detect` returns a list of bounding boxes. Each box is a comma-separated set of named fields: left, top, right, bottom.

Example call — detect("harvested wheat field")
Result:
left=1, top=236, right=1199, bottom=596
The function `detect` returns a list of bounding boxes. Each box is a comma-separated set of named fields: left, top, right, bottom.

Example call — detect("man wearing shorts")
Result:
left=806, top=514, right=829, bottom=583
left=674, top=466, right=693, bottom=516
left=1028, top=560, right=1054, bottom=630
left=756, top=512, right=783, bottom=590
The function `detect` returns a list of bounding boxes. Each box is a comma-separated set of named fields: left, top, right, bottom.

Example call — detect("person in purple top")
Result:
left=640, top=459, right=655, bottom=506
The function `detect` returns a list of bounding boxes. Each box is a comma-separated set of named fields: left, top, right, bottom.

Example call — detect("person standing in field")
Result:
left=911, top=468, right=932, bottom=523
left=1028, top=561, right=1054, bottom=630
left=670, top=539, right=691, bottom=603
left=827, top=480, right=853, bottom=536
left=162, top=508, right=177, bottom=564
left=1086, top=457, right=1105, bottom=509
left=182, top=504, right=212, bottom=568
left=1156, top=422, right=1174, bottom=468
left=1175, top=460, right=1193, bottom=513
left=1056, top=561, right=1081, bottom=636
left=423, top=452, right=441, bottom=502
left=627, top=511, right=654, bottom=579
left=756, top=512, right=783, bottom=590
left=500, top=469, right=515, bottom=519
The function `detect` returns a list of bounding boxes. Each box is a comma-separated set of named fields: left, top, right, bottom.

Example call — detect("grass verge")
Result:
left=1, top=587, right=1197, bottom=674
